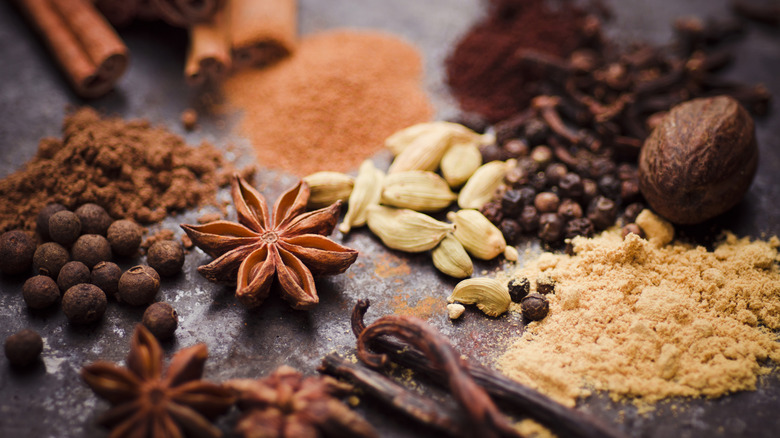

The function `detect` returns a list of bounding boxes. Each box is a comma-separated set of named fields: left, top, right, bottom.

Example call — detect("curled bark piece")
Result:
left=185, top=7, right=231, bottom=86
left=229, top=0, right=298, bottom=69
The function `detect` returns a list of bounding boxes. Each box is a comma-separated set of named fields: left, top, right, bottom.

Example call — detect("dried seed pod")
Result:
left=367, top=206, right=453, bottom=253
left=381, top=170, right=457, bottom=212
left=386, top=121, right=486, bottom=171
left=303, top=171, right=355, bottom=209
left=447, top=209, right=506, bottom=260
left=448, top=277, right=511, bottom=317
left=440, top=143, right=483, bottom=188
left=639, top=96, right=757, bottom=224
left=432, top=234, right=473, bottom=279
left=339, top=160, right=384, bottom=234
left=458, top=159, right=517, bottom=209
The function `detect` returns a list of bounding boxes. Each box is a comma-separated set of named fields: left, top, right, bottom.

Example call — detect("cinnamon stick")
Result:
left=229, top=0, right=297, bottom=69
left=185, top=7, right=231, bottom=86
left=151, top=0, right=226, bottom=27
left=14, top=0, right=128, bottom=98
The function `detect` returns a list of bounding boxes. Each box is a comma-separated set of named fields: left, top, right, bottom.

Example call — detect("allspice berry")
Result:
left=91, top=261, right=122, bottom=299
left=142, top=302, right=178, bottom=340
left=117, top=265, right=160, bottom=306
left=22, top=275, right=60, bottom=309
left=49, top=210, right=81, bottom=246
left=0, top=230, right=36, bottom=275
left=4, top=329, right=43, bottom=367
left=57, top=261, right=91, bottom=293
left=37, top=203, right=67, bottom=240
left=639, top=96, right=758, bottom=224
left=75, top=203, right=112, bottom=236
left=71, top=234, right=112, bottom=269
left=107, top=220, right=142, bottom=257
left=33, top=242, right=70, bottom=278
left=62, top=284, right=107, bottom=324
left=521, top=293, right=549, bottom=322
left=147, top=240, right=185, bottom=277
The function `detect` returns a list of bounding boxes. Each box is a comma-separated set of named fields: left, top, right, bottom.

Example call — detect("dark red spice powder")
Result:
left=446, top=0, right=588, bottom=122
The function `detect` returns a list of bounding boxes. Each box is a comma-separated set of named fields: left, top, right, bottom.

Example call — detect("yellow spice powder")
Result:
left=498, top=228, right=780, bottom=407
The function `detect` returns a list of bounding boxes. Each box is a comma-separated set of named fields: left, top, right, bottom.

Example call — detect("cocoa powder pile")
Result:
left=446, top=0, right=588, bottom=122
left=0, top=107, right=241, bottom=233
left=223, top=30, right=433, bottom=176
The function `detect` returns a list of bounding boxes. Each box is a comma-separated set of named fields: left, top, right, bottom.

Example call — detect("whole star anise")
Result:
left=226, top=366, right=377, bottom=438
left=181, top=175, right=358, bottom=309
left=81, top=325, right=234, bottom=438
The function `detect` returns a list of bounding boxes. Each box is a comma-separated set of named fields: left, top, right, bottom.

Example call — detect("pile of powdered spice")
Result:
left=0, top=107, right=243, bottom=232
left=498, top=222, right=780, bottom=407
left=223, top=30, right=433, bottom=176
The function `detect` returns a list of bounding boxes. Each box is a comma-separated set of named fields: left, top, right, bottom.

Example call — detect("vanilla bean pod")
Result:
left=354, top=302, right=521, bottom=438
left=352, top=300, right=626, bottom=438
left=319, top=353, right=465, bottom=436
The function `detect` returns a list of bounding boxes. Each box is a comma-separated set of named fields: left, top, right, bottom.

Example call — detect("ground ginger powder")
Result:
left=498, top=229, right=780, bottom=407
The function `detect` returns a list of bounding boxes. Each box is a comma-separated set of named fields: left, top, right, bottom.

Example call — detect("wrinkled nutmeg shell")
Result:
left=639, top=96, right=757, bottom=225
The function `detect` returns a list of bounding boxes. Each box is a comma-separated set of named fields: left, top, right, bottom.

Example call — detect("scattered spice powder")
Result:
left=223, top=30, right=433, bottom=176
left=446, top=0, right=588, bottom=121
left=498, top=227, right=780, bottom=407
left=0, top=107, right=245, bottom=233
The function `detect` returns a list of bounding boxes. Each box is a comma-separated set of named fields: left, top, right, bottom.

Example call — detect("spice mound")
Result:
left=0, top=107, right=240, bottom=233
left=223, top=30, right=433, bottom=176
left=498, top=228, right=780, bottom=407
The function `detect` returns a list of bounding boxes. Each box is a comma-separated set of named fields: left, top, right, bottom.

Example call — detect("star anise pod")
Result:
left=226, top=366, right=377, bottom=438
left=81, top=325, right=235, bottom=438
left=181, top=175, right=358, bottom=310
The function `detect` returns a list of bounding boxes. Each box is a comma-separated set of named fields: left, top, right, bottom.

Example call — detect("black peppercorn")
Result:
left=622, top=223, right=645, bottom=239
left=62, top=283, right=107, bottom=324
left=557, top=199, right=583, bottom=220
left=538, top=213, right=564, bottom=242
left=521, top=293, right=549, bottom=321
left=589, top=157, right=616, bottom=178
left=581, top=178, right=599, bottom=204
left=504, top=166, right=529, bottom=187
left=503, top=139, right=529, bottom=157
left=558, top=173, right=584, bottom=199
left=57, top=261, right=91, bottom=293
left=480, top=201, right=504, bottom=225
left=142, top=302, right=179, bottom=340
left=107, top=219, right=142, bottom=257
left=4, top=329, right=43, bottom=367
left=534, top=192, right=560, bottom=213
left=499, top=219, right=522, bottom=244
left=622, top=202, right=645, bottom=224
left=517, top=186, right=537, bottom=207
left=597, top=175, right=622, bottom=199
left=531, top=146, right=553, bottom=168
left=449, top=113, right=488, bottom=134
left=545, top=163, right=568, bottom=186
left=36, top=203, right=67, bottom=240
left=530, top=172, right=548, bottom=192
left=33, top=242, right=70, bottom=278
left=519, top=205, right=540, bottom=232
left=0, top=230, right=36, bottom=275
left=75, top=203, right=112, bottom=236
left=91, top=261, right=122, bottom=299
left=71, top=234, right=112, bottom=269
left=617, top=163, right=638, bottom=181
left=117, top=265, right=161, bottom=306
left=500, top=190, right=524, bottom=217
left=508, top=277, right=530, bottom=303
left=565, top=218, right=595, bottom=239
left=22, top=275, right=60, bottom=309
left=523, top=118, right=549, bottom=145
left=620, top=179, right=641, bottom=202
left=48, top=210, right=81, bottom=246
left=588, top=196, right=618, bottom=230
left=536, top=276, right=556, bottom=295
left=479, top=143, right=504, bottom=163
left=147, top=240, right=185, bottom=277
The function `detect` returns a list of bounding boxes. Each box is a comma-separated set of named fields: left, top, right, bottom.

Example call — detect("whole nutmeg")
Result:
left=118, top=265, right=160, bottom=306
left=639, top=96, right=757, bottom=224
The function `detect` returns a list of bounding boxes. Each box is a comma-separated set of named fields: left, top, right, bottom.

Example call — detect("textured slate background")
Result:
left=0, top=0, right=778, bottom=437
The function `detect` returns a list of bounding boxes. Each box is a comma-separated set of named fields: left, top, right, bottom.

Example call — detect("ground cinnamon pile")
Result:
left=446, top=0, right=588, bottom=122
left=498, top=226, right=780, bottom=407
left=222, top=30, right=433, bottom=176
left=0, top=107, right=242, bottom=233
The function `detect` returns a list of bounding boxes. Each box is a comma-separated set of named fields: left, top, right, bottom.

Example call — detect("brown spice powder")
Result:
left=0, top=107, right=243, bottom=233
left=498, top=227, right=780, bottom=407
left=223, top=30, right=433, bottom=176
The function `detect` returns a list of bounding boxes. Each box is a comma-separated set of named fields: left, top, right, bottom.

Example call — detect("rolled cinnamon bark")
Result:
left=15, top=0, right=129, bottom=98
left=185, top=8, right=231, bottom=86
left=229, top=0, right=297, bottom=70
left=151, top=0, right=225, bottom=27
